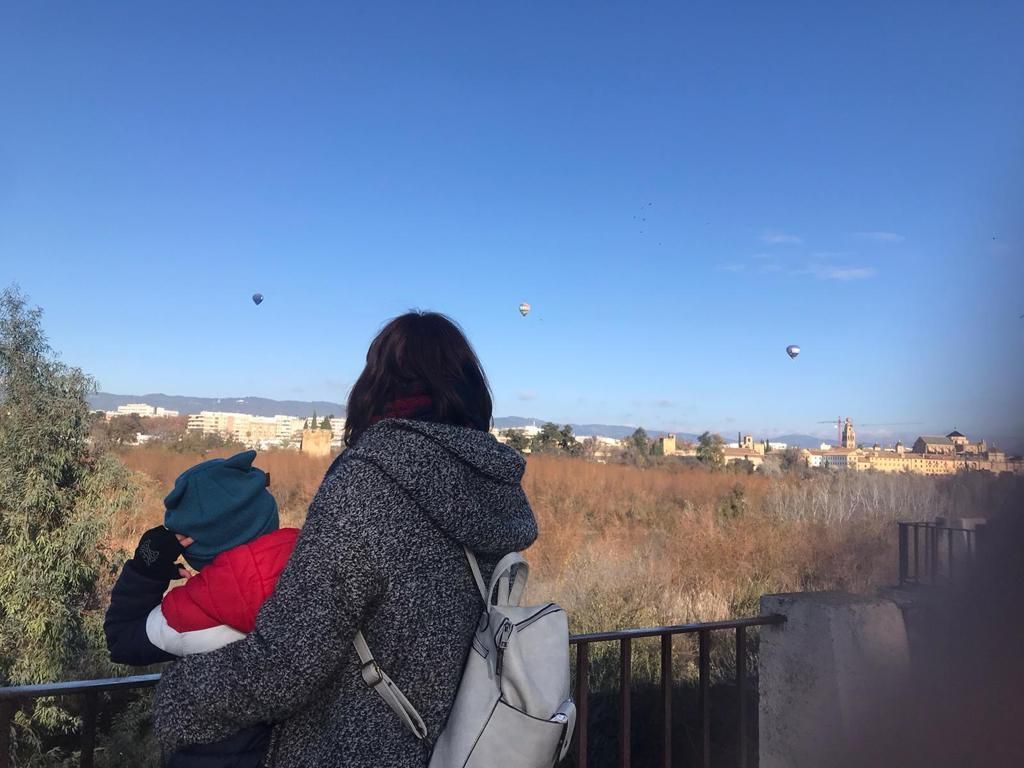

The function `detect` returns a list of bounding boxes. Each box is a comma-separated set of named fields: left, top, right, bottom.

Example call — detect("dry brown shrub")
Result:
left=116, top=446, right=333, bottom=536
left=522, top=455, right=895, bottom=633
left=115, top=448, right=998, bottom=637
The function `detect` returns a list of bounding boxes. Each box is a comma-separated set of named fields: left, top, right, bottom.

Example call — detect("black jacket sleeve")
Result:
left=104, top=560, right=177, bottom=666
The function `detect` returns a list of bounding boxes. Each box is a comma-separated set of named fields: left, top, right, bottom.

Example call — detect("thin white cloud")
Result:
left=750, top=253, right=772, bottom=260
left=654, top=399, right=674, bottom=409
left=761, top=231, right=803, bottom=245
left=718, top=263, right=746, bottom=273
left=799, top=264, right=877, bottom=281
left=759, top=263, right=782, bottom=273
left=854, top=231, right=905, bottom=243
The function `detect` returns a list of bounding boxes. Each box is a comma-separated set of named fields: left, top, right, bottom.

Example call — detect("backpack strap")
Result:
left=352, top=630, right=428, bottom=741
left=352, top=548, right=528, bottom=740
left=464, top=546, right=488, bottom=602
left=463, top=547, right=528, bottom=606
left=488, top=551, right=529, bottom=607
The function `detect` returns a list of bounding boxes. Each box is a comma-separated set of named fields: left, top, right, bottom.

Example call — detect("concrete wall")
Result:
left=759, top=592, right=911, bottom=768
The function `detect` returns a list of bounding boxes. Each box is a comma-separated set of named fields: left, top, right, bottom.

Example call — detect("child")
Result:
left=104, top=450, right=299, bottom=768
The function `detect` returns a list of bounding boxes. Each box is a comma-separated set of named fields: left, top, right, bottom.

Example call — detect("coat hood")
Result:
left=346, top=420, right=537, bottom=555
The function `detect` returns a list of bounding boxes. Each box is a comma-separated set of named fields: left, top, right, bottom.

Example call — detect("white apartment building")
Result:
left=187, top=411, right=306, bottom=449
left=109, top=403, right=180, bottom=418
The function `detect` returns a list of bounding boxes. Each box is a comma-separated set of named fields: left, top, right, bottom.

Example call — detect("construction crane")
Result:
left=816, top=418, right=922, bottom=447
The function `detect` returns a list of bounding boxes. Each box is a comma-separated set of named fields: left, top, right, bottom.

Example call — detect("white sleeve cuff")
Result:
left=146, top=605, right=246, bottom=656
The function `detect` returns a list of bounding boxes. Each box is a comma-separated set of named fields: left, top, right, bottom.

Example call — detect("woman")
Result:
left=153, top=312, right=538, bottom=767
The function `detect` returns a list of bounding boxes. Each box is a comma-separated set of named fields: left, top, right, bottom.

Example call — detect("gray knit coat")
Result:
left=152, top=419, right=538, bottom=767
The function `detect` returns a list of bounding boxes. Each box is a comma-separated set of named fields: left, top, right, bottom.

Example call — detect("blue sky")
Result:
left=2, top=2, right=1023, bottom=440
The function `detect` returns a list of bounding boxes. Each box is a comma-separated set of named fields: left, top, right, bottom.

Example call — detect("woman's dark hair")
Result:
left=343, top=312, right=493, bottom=446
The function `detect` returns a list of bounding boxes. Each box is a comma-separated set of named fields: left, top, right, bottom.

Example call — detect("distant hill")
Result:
left=768, top=434, right=829, bottom=449
left=88, top=393, right=346, bottom=419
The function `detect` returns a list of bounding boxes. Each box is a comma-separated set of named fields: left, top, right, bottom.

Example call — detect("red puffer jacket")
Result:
left=162, top=528, right=299, bottom=633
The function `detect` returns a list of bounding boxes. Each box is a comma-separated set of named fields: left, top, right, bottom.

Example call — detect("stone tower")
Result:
left=841, top=418, right=857, bottom=449
left=300, top=428, right=332, bottom=457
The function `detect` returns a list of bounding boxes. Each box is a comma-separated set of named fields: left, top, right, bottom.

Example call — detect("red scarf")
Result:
left=376, top=394, right=433, bottom=423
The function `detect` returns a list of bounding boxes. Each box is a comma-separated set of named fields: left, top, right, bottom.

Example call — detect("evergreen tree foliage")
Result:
left=504, top=429, right=531, bottom=453
left=0, top=287, right=139, bottom=763
left=696, top=431, right=726, bottom=467
left=622, top=428, right=651, bottom=467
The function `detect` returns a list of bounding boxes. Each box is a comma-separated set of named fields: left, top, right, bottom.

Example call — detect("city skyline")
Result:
left=3, top=2, right=1023, bottom=438
left=88, top=390, right=1024, bottom=452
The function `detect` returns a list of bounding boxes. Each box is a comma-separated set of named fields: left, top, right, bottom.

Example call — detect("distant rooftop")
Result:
left=917, top=436, right=954, bottom=445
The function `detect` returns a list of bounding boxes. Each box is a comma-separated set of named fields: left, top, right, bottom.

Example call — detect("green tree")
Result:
left=531, top=423, right=562, bottom=453
left=696, top=431, right=725, bottom=467
left=170, top=430, right=245, bottom=455
left=557, top=425, right=581, bottom=455
left=320, top=416, right=332, bottom=431
left=780, top=446, right=804, bottom=472
left=621, top=428, right=651, bottom=467
left=504, top=429, right=531, bottom=453
left=0, top=287, right=138, bottom=758
left=310, top=410, right=318, bottom=430
left=106, top=414, right=144, bottom=446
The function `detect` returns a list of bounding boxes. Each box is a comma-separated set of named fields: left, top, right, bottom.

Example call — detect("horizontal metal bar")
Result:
left=0, top=615, right=789, bottom=702
left=0, top=673, right=160, bottom=700
left=570, top=614, right=786, bottom=644
left=897, top=521, right=975, bottom=533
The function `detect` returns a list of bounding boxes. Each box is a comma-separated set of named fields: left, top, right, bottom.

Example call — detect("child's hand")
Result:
left=131, top=526, right=187, bottom=582
left=174, top=534, right=194, bottom=580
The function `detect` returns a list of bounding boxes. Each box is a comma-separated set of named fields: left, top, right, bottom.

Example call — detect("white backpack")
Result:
left=354, top=548, right=576, bottom=767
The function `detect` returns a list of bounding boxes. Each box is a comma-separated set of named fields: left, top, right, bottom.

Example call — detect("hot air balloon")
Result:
left=786, top=345, right=800, bottom=359
left=518, top=302, right=530, bottom=317
left=252, top=293, right=264, bottom=306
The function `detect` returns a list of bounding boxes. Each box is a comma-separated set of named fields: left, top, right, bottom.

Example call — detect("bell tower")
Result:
left=841, top=417, right=857, bottom=449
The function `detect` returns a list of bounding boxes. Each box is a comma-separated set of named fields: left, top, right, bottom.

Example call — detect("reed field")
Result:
left=114, top=446, right=1019, bottom=634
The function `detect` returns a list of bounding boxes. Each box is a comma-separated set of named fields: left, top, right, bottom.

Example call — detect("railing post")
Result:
left=930, top=523, right=939, bottom=584
left=947, top=527, right=954, bottom=583
left=660, top=633, right=672, bottom=768
left=1, top=702, right=14, bottom=768
left=699, top=629, right=711, bottom=768
left=575, top=643, right=589, bottom=768
left=80, top=692, right=97, bottom=768
left=912, top=523, right=920, bottom=583
left=737, top=626, right=748, bottom=768
left=898, top=523, right=908, bottom=585
left=619, top=637, right=631, bottom=768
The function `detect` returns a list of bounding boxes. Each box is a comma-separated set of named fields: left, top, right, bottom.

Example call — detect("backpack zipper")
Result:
left=494, top=618, right=513, bottom=678
left=515, top=603, right=561, bottom=632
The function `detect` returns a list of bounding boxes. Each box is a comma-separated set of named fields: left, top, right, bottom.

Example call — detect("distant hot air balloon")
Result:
left=786, top=344, right=801, bottom=359
left=252, top=293, right=264, bottom=306
left=518, top=302, right=531, bottom=317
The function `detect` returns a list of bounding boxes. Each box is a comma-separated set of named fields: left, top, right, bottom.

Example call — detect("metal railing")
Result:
left=570, top=615, right=785, bottom=768
left=0, top=674, right=159, bottom=768
left=0, top=615, right=785, bottom=768
left=898, top=521, right=978, bottom=586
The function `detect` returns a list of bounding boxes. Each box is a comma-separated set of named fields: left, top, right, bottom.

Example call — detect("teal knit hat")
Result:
left=163, top=450, right=279, bottom=570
